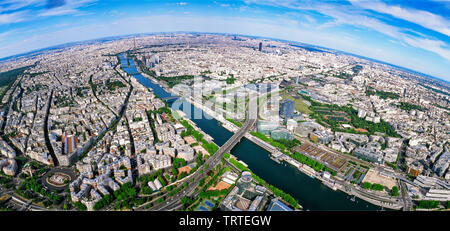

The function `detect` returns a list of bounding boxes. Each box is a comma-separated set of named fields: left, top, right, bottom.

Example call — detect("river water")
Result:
left=118, top=54, right=381, bottom=211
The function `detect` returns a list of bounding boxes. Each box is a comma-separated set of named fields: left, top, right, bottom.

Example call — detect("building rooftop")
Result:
left=266, top=198, right=293, bottom=211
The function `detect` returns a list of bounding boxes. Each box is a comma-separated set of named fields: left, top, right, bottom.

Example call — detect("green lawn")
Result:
left=282, top=94, right=312, bottom=114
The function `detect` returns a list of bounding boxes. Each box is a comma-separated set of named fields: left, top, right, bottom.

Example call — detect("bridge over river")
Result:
left=147, top=97, right=258, bottom=211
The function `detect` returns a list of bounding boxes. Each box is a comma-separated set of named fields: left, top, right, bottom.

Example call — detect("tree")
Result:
left=181, top=196, right=194, bottom=205
left=371, top=183, right=385, bottom=191
left=74, top=202, right=87, bottom=211
left=417, top=200, right=440, bottom=209
left=391, top=186, right=399, bottom=197
left=199, top=178, right=205, bottom=187
left=171, top=167, right=178, bottom=176
left=177, top=171, right=188, bottom=180
left=141, top=186, right=153, bottom=195
left=157, top=175, right=167, bottom=187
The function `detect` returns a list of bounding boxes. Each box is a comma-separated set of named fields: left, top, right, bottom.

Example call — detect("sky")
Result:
left=0, top=0, right=449, bottom=81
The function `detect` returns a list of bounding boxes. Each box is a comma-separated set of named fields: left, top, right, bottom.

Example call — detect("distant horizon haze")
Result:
left=0, top=0, right=449, bottom=81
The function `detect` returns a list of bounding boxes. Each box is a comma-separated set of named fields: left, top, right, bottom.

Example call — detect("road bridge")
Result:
left=400, top=181, right=413, bottom=211
left=161, top=96, right=179, bottom=102
left=145, top=96, right=258, bottom=211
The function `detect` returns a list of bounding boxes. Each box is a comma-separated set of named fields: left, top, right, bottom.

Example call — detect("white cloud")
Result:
left=244, top=0, right=450, bottom=62
left=402, top=36, right=450, bottom=60
left=278, top=17, right=298, bottom=27
left=39, top=8, right=78, bottom=16
left=350, top=0, right=450, bottom=37
left=326, top=11, right=450, bottom=62
left=0, top=0, right=43, bottom=13
left=0, top=0, right=97, bottom=26
left=109, top=10, right=125, bottom=17
left=37, top=0, right=98, bottom=17
left=0, top=14, right=408, bottom=62
left=0, top=11, right=26, bottom=24
left=303, top=14, right=315, bottom=24
left=238, top=5, right=246, bottom=11
left=0, top=2, right=448, bottom=79
left=317, top=8, right=400, bottom=39
left=0, top=13, right=448, bottom=79
left=0, top=29, right=17, bottom=42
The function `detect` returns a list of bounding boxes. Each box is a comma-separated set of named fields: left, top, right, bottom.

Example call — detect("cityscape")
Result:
left=0, top=1, right=449, bottom=213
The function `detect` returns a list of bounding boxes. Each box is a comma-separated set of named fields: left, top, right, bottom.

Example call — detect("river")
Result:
left=118, top=54, right=381, bottom=211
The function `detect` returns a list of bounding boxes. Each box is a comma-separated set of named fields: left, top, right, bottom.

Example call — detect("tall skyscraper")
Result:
left=145, top=54, right=160, bottom=68
left=296, top=66, right=303, bottom=84
left=63, top=133, right=77, bottom=155
left=258, top=42, right=262, bottom=52
left=280, top=99, right=295, bottom=121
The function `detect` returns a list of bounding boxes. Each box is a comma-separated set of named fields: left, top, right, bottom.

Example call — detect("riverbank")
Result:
left=175, top=90, right=402, bottom=210
left=182, top=95, right=283, bottom=155
left=177, top=93, right=400, bottom=210
left=124, top=54, right=382, bottom=211
left=261, top=143, right=402, bottom=210
left=290, top=155, right=401, bottom=209
left=120, top=54, right=304, bottom=210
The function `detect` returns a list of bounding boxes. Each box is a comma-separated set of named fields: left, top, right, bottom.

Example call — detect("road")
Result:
left=9, top=194, right=49, bottom=211
left=400, top=181, right=413, bottom=211
left=148, top=118, right=256, bottom=211
left=159, top=159, right=243, bottom=211
left=43, top=90, right=59, bottom=166
left=0, top=76, right=25, bottom=156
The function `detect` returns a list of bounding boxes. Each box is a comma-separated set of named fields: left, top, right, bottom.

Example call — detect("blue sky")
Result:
left=0, top=0, right=449, bottom=81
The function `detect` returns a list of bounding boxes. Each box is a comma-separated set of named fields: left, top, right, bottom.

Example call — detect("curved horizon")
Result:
left=0, top=1, right=449, bottom=81
left=1, top=30, right=449, bottom=85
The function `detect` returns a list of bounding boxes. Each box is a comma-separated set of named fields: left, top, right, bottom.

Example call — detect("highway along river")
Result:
left=118, top=54, right=381, bottom=211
